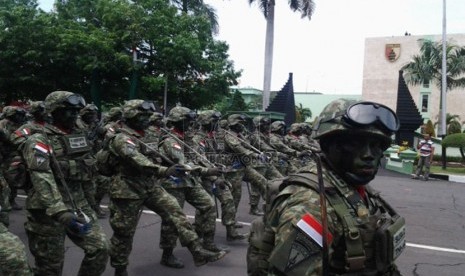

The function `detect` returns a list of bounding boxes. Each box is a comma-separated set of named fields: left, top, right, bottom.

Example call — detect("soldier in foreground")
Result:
left=21, top=91, right=109, bottom=276
left=248, top=99, right=405, bottom=275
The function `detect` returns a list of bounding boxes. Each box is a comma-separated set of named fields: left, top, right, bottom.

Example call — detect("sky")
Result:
left=38, top=0, right=465, bottom=94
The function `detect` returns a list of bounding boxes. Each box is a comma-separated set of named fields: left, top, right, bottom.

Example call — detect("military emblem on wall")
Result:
left=385, top=44, right=401, bottom=62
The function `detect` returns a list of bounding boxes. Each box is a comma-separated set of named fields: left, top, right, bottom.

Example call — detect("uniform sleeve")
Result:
left=225, top=133, right=255, bottom=157
left=22, top=134, right=68, bottom=216
left=268, top=186, right=340, bottom=275
left=270, top=135, right=296, bottom=155
left=110, top=133, right=167, bottom=176
left=159, top=136, right=185, bottom=164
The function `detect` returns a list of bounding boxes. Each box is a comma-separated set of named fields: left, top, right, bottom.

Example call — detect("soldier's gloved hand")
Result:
left=297, top=151, right=310, bottom=158
left=278, top=152, right=289, bottom=161
left=165, top=164, right=190, bottom=177
left=204, top=167, right=223, bottom=176
left=56, top=211, right=91, bottom=236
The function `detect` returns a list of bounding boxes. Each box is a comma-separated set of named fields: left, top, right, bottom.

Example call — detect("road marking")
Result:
left=16, top=196, right=465, bottom=255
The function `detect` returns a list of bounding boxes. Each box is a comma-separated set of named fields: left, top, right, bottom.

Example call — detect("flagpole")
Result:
left=440, top=0, right=447, bottom=168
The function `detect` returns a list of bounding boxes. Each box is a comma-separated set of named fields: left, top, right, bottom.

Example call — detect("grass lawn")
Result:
left=430, top=165, right=465, bottom=176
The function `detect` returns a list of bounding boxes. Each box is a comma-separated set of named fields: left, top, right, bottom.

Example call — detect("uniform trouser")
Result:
left=94, top=175, right=111, bottom=203
left=245, top=165, right=283, bottom=200
left=109, top=186, right=199, bottom=268
left=161, top=184, right=216, bottom=248
left=415, top=155, right=431, bottom=178
left=197, top=178, right=237, bottom=227
left=224, top=169, right=244, bottom=211
left=0, top=224, right=33, bottom=276
left=25, top=208, right=109, bottom=276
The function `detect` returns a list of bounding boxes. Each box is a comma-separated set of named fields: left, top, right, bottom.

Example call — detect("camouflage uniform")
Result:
left=215, top=118, right=244, bottom=212
left=158, top=106, right=223, bottom=254
left=247, top=116, right=283, bottom=214
left=269, top=120, right=297, bottom=175
left=0, top=106, right=28, bottom=210
left=21, top=91, right=109, bottom=276
left=189, top=110, right=247, bottom=241
left=249, top=99, right=405, bottom=275
left=107, top=101, right=224, bottom=273
left=285, top=123, right=314, bottom=170
left=0, top=158, right=33, bottom=275
left=76, top=104, right=109, bottom=218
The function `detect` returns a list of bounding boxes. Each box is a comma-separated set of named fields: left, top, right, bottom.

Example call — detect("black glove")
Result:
left=56, top=211, right=91, bottom=236
left=165, top=164, right=190, bottom=177
left=204, top=167, right=223, bottom=177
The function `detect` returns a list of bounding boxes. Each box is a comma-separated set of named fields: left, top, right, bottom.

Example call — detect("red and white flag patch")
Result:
left=34, top=142, right=50, bottom=154
left=15, top=128, right=30, bottom=137
left=126, top=139, right=136, bottom=146
left=172, top=143, right=182, bottom=150
left=296, top=213, right=333, bottom=247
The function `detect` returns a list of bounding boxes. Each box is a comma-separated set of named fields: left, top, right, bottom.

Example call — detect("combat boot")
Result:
left=10, top=200, right=23, bottom=210
left=226, top=225, right=248, bottom=241
left=114, top=266, right=128, bottom=276
left=160, top=248, right=184, bottom=268
left=249, top=205, right=264, bottom=216
left=188, top=241, right=227, bottom=267
left=203, top=234, right=230, bottom=253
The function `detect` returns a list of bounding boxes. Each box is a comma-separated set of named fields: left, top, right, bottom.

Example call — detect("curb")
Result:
left=430, top=173, right=465, bottom=183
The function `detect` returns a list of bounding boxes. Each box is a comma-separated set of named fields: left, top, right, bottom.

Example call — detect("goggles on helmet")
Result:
left=319, top=101, right=400, bottom=132
left=186, top=111, right=197, bottom=121
left=139, top=101, right=156, bottom=112
left=65, top=94, right=86, bottom=108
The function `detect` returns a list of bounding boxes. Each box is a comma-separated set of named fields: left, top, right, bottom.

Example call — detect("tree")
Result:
left=170, top=0, right=219, bottom=35
left=248, top=0, right=315, bottom=110
left=295, top=103, right=311, bottom=123
left=402, top=39, right=465, bottom=136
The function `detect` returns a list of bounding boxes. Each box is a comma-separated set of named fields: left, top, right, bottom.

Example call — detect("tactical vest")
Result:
left=248, top=171, right=405, bottom=276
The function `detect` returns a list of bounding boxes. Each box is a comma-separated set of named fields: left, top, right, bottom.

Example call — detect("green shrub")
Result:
left=425, top=120, right=436, bottom=137
left=448, top=121, right=462, bottom=134
left=441, top=133, right=465, bottom=148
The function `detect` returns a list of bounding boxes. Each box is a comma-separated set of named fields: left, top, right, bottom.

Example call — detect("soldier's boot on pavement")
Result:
left=249, top=205, right=264, bottom=216
left=160, top=248, right=185, bottom=268
left=92, top=204, right=107, bottom=219
left=114, top=266, right=128, bottom=276
left=188, top=241, right=227, bottom=267
left=203, top=234, right=230, bottom=253
left=226, top=225, right=248, bottom=241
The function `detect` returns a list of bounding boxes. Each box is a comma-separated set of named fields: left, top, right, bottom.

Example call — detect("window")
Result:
left=422, top=79, right=430, bottom=88
left=421, top=94, right=429, bottom=112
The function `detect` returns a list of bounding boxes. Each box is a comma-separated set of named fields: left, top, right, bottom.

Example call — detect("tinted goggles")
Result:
left=139, top=101, right=156, bottom=112
left=185, top=111, right=197, bottom=121
left=65, top=94, right=86, bottom=108
left=343, top=102, right=400, bottom=132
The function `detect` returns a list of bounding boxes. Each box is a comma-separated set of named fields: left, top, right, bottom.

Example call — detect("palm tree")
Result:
left=249, top=0, right=315, bottom=110
left=402, top=39, right=465, bottom=135
left=295, top=103, right=312, bottom=122
left=170, top=0, right=219, bottom=35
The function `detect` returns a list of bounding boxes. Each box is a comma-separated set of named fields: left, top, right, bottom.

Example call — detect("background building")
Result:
left=362, top=33, right=465, bottom=127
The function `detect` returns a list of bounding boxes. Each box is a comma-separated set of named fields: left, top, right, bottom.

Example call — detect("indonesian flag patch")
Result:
left=15, top=128, right=30, bottom=137
left=34, top=142, right=50, bottom=154
left=172, top=143, right=182, bottom=150
left=296, top=213, right=333, bottom=247
left=126, top=139, right=136, bottom=146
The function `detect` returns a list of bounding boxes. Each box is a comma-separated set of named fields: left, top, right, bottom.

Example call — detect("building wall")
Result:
left=362, top=34, right=465, bottom=126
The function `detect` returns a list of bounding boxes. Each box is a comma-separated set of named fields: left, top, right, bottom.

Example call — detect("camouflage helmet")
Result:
left=219, top=119, right=228, bottom=129
left=149, top=112, right=164, bottom=122
left=197, top=110, right=221, bottom=125
left=28, top=101, right=45, bottom=115
left=227, top=114, right=246, bottom=126
left=253, top=115, right=271, bottom=127
left=107, top=106, right=123, bottom=120
left=288, top=123, right=302, bottom=134
left=45, top=91, right=86, bottom=113
left=2, top=106, right=26, bottom=118
left=312, top=98, right=398, bottom=142
left=123, top=99, right=156, bottom=119
left=270, top=120, right=286, bottom=132
left=167, top=106, right=196, bottom=122
left=80, top=104, right=99, bottom=116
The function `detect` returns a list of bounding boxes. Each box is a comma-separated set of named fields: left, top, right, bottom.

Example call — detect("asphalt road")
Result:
left=8, top=168, right=465, bottom=275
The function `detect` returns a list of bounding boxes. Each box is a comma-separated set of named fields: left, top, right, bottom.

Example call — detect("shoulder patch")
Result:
left=15, top=128, right=30, bottom=137
left=296, top=213, right=333, bottom=247
left=172, top=143, right=182, bottom=150
left=126, top=139, right=136, bottom=146
left=34, top=142, right=50, bottom=154
left=285, top=231, right=320, bottom=271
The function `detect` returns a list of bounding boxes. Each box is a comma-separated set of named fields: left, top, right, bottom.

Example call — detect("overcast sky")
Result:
left=39, top=0, right=465, bottom=94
